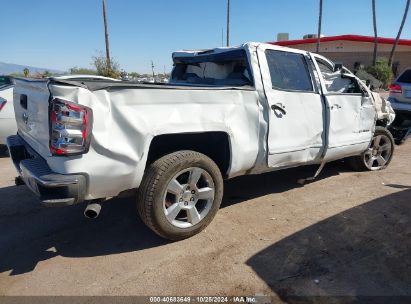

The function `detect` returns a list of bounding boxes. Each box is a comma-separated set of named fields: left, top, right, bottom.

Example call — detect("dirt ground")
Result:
left=0, top=141, right=410, bottom=303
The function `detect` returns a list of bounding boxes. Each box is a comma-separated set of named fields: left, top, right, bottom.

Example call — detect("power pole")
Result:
left=102, top=0, right=111, bottom=69
left=316, top=0, right=323, bottom=53
left=151, top=60, right=155, bottom=78
left=226, top=0, right=230, bottom=47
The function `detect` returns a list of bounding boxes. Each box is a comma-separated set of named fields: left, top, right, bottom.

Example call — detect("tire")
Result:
left=348, top=126, right=394, bottom=171
left=137, top=150, right=224, bottom=240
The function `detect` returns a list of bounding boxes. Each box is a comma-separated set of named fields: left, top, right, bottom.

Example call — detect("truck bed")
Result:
left=12, top=76, right=262, bottom=200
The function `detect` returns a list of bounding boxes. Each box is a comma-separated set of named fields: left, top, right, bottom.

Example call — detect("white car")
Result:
left=0, top=76, right=16, bottom=147
left=7, top=43, right=395, bottom=240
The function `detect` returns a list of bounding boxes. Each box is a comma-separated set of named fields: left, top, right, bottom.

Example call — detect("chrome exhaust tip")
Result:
left=84, top=203, right=102, bottom=219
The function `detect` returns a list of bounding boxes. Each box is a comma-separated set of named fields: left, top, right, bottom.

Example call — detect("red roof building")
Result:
left=271, top=35, right=411, bottom=75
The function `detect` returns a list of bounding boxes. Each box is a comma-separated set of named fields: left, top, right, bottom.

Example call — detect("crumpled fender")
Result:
left=371, top=92, right=395, bottom=125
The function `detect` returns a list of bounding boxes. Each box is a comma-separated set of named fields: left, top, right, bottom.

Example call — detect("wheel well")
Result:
left=376, top=119, right=388, bottom=127
left=147, top=132, right=231, bottom=177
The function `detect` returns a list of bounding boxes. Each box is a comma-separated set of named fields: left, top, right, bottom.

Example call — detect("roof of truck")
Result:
left=172, top=42, right=303, bottom=58
left=172, top=43, right=250, bottom=58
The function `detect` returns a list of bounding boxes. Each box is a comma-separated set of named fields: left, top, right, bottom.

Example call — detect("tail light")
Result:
left=389, top=84, right=402, bottom=94
left=0, top=98, right=7, bottom=111
left=49, top=98, right=93, bottom=156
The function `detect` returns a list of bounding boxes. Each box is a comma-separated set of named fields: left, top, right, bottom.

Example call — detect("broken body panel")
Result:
left=10, top=42, right=390, bottom=203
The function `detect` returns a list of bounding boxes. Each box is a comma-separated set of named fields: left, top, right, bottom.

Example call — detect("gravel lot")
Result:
left=0, top=141, right=410, bottom=302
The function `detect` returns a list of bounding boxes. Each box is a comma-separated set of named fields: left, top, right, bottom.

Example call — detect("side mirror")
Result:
left=334, top=63, right=343, bottom=72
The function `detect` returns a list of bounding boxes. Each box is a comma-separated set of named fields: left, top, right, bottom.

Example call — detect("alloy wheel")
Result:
left=163, top=167, right=215, bottom=228
left=363, top=134, right=392, bottom=170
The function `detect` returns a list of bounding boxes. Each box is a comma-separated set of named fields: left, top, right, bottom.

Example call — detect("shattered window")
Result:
left=317, top=61, right=333, bottom=74
left=315, top=59, right=361, bottom=94
left=171, top=50, right=253, bottom=86
left=265, top=50, right=313, bottom=92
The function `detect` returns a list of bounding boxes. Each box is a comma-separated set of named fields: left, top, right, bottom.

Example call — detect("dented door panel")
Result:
left=257, top=44, right=324, bottom=168
left=325, top=94, right=361, bottom=148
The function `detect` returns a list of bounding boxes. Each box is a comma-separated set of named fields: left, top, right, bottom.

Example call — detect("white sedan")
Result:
left=0, top=76, right=16, bottom=146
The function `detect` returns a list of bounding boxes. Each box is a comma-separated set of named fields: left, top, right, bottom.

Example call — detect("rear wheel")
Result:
left=348, top=127, right=394, bottom=171
left=137, top=150, right=223, bottom=240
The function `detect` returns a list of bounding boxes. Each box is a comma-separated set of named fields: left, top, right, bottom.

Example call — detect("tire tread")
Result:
left=137, top=150, right=223, bottom=240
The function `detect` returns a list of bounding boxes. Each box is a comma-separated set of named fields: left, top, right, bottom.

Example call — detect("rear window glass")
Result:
left=265, top=50, right=313, bottom=92
left=171, top=50, right=253, bottom=86
left=397, top=69, right=411, bottom=83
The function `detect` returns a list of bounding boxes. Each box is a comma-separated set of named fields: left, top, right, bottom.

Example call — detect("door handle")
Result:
left=331, top=104, right=342, bottom=110
left=271, top=103, right=286, bottom=115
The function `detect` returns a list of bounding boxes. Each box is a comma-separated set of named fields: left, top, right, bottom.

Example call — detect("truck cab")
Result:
left=170, top=43, right=381, bottom=169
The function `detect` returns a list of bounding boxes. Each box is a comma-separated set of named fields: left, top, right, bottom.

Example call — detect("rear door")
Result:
left=257, top=44, right=324, bottom=168
left=312, top=55, right=374, bottom=161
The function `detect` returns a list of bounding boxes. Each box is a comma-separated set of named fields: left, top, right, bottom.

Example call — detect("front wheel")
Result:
left=137, top=151, right=223, bottom=240
left=348, top=127, right=394, bottom=171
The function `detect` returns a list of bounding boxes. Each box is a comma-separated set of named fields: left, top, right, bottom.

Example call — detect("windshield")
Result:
left=171, top=49, right=253, bottom=86
left=397, top=69, right=411, bottom=84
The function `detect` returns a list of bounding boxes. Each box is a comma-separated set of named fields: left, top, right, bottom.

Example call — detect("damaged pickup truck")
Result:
left=8, top=42, right=395, bottom=240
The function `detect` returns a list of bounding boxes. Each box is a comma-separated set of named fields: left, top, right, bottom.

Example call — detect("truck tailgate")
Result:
left=13, top=78, right=51, bottom=158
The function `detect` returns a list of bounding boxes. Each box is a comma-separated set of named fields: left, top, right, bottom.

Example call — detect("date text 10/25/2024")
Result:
left=149, top=296, right=268, bottom=303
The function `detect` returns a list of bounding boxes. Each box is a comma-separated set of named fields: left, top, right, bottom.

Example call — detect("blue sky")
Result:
left=2, top=0, right=411, bottom=73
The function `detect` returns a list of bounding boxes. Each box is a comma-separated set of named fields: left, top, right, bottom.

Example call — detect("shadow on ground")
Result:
left=221, top=161, right=348, bottom=208
left=0, top=145, right=9, bottom=158
left=0, top=161, right=347, bottom=276
left=246, top=188, right=411, bottom=302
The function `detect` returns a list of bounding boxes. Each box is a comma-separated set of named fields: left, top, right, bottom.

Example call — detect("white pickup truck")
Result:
left=7, top=42, right=395, bottom=240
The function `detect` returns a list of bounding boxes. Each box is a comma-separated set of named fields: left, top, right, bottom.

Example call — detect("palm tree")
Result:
left=316, top=0, right=323, bottom=53
left=23, top=68, right=29, bottom=77
left=389, top=0, right=410, bottom=67
left=372, top=0, right=378, bottom=66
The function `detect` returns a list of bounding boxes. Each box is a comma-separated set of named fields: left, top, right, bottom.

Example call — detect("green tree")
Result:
left=366, top=57, right=394, bottom=88
left=92, top=52, right=120, bottom=78
left=23, top=68, right=29, bottom=77
left=42, top=70, right=52, bottom=78
left=69, top=67, right=97, bottom=75
left=128, top=72, right=141, bottom=79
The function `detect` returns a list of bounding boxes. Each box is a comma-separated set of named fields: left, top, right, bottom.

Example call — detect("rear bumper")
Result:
left=388, top=97, right=411, bottom=112
left=6, top=134, right=87, bottom=207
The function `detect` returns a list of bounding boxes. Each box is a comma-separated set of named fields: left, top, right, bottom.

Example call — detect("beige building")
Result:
left=272, top=35, right=411, bottom=76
